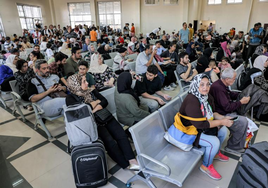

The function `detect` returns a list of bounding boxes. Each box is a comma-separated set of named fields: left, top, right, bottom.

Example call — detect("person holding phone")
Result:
left=135, top=65, right=172, bottom=113
left=210, top=68, right=250, bottom=154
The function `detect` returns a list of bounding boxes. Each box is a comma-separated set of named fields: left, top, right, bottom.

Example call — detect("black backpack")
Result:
left=237, top=70, right=248, bottom=90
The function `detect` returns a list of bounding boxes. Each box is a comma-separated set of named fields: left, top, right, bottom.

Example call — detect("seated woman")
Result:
left=14, top=59, right=35, bottom=110
left=0, top=65, right=14, bottom=92
left=179, top=74, right=232, bottom=180
left=115, top=72, right=150, bottom=126
left=216, top=41, right=231, bottom=61
left=28, top=51, right=40, bottom=69
left=204, top=60, right=220, bottom=82
left=186, top=42, right=198, bottom=62
left=89, top=53, right=117, bottom=91
left=196, top=48, right=213, bottom=73
left=218, top=57, right=232, bottom=71
left=66, top=73, right=139, bottom=170
left=253, top=55, right=268, bottom=91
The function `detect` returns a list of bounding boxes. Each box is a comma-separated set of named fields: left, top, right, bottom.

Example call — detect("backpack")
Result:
left=237, top=70, right=248, bottom=90
left=63, top=103, right=98, bottom=147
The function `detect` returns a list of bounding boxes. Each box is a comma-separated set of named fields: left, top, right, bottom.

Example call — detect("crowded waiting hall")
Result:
left=0, top=0, right=268, bottom=187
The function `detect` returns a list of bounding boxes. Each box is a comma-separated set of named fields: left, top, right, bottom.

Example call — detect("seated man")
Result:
left=78, top=60, right=95, bottom=89
left=159, top=35, right=170, bottom=49
left=135, top=65, right=171, bottom=113
left=28, top=59, right=66, bottom=117
left=139, top=38, right=147, bottom=52
left=64, top=47, right=82, bottom=76
left=136, top=44, right=164, bottom=76
left=82, top=38, right=90, bottom=52
left=27, top=45, right=45, bottom=61
left=127, top=37, right=138, bottom=54
left=97, top=44, right=111, bottom=60
left=210, top=68, right=250, bottom=154
left=160, top=42, right=179, bottom=64
left=176, top=52, right=198, bottom=87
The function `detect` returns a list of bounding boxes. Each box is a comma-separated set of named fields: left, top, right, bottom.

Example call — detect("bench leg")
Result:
left=0, top=95, right=7, bottom=109
left=37, top=118, right=53, bottom=140
left=127, top=172, right=156, bottom=188
left=15, top=103, right=26, bottom=122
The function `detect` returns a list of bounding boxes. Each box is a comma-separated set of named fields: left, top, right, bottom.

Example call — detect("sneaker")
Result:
left=200, top=164, right=222, bottom=180
left=225, top=146, right=245, bottom=154
left=170, top=83, right=177, bottom=88
left=214, top=151, right=229, bottom=162
left=163, top=86, right=174, bottom=91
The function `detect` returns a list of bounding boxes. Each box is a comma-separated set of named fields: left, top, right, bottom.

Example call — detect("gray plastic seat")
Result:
left=125, top=53, right=138, bottom=61
left=0, top=85, right=11, bottom=109
left=100, top=87, right=116, bottom=116
left=174, top=70, right=190, bottom=95
left=109, top=52, right=117, bottom=59
left=231, top=63, right=244, bottom=91
left=32, top=103, right=63, bottom=140
left=127, top=111, right=203, bottom=187
left=9, top=80, right=32, bottom=122
left=104, top=59, right=114, bottom=68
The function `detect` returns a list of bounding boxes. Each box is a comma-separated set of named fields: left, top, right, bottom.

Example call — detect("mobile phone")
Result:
left=53, top=83, right=59, bottom=87
left=230, top=117, right=238, bottom=121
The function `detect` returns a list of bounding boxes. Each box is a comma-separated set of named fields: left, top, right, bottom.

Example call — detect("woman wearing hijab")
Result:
left=66, top=74, right=139, bottom=170
left=89, top=53, right=117, bottom=91
left=253, top=55, right=268, bottom=91
left=186, top=42, right=197, bottom=62
left=238, top=55, right=267, bottom=91
left=0, top=55, right=18, bottom=91
left=196, top=48, right=213, bottom=73
left=115, top=72, right=150, bottom=126
left=177, top=74, right=232, bottom=180
left=216, top=41, right=231, bottom=61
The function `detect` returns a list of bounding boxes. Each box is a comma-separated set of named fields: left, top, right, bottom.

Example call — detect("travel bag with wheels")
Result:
left=236, top=141, right=268, bottom=188
left=71, top=139, right=108, bottom=188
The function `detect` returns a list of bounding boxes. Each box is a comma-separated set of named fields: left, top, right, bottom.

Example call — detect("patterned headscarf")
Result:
left=67, top=74, right=94, bottom=104
left=189, top=74, right=213, bottom=119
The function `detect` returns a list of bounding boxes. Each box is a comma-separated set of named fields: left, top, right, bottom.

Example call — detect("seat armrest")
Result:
left=137, top=153, right=171, bottom=178
left=10, top=91, right=21, bottom=100
left=32, top=103, right=44, bottom=115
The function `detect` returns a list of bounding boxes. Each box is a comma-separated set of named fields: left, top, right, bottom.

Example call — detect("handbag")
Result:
left=202, top=127, right=218, bottom=136
left=94, top=108, right=113, bottom=125
left=35, top=76, right=67, bottom=98
left=164, top=112, right=206, bottom=151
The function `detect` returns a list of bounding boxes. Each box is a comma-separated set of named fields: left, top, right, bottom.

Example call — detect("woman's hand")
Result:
left=90, top=101, right=99, bottom=109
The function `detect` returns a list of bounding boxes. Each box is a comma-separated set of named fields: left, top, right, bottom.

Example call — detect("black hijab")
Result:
left=117, top=72, right=140, bottom=105
left=196, top=48, right=213, bottom=73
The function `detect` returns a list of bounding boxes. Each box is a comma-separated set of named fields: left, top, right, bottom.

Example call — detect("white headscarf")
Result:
left=189, top=74, right=213, bottom=119
left=5, top=54, right=17, bottom=73
left=253, top=55, right=268, bottom=72
left=89, top=53, right=108, bottom=74
left=60, top=42, right=71, bottom=57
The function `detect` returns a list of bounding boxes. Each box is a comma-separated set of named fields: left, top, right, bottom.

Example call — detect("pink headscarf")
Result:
left=221, top=41, right=231, bottom=57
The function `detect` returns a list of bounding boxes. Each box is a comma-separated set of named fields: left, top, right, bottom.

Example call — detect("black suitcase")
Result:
left=71, top=140, right=108, bottom=188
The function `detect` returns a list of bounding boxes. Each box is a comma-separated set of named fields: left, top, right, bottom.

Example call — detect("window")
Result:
left=0, top=16, right=5, bottom=38
left=17, top=4, right=42, bottom=30
left=227, top=0, right=242, bottom=3
left=259, top=0, right=268, bottom=2
left=68, top=3, right=91, bottom=28
left=163, top=0, right=178, bottom=5
left=98, top=1, right=121, bottom=30
left=145, top=0, right=160, bottom=5
left=208, top=0, right=222, bottom=4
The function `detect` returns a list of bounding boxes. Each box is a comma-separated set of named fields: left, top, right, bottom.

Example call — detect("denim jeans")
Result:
left=199, top=126, right=228, bottom=167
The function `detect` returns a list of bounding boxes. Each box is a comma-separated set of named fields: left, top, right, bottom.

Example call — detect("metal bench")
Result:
left=100, top=87, right=116, bottom=116
left=127, top=111, right=204, bottom=187
left=104, top=59, right=114, bottom=68
left=9, top=80, right=32, bottom=122
left=174, top=70, right=190, bottom=95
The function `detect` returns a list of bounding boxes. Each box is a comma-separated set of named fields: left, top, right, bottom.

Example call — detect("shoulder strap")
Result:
left=35, top=76, right=47, bottom=92
left=178, top=113, right=207, bottom=121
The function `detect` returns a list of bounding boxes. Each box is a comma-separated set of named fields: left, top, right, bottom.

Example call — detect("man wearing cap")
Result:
left=113, top=47, right=130, bottom=75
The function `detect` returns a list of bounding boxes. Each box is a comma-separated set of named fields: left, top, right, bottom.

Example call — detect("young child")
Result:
left=46, top=43, right=54, bottom=60
left=205, top=60, right=220, bottom=74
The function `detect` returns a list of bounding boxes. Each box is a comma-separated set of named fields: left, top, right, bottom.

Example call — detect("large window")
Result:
left=98, top=1, right=121, bottom=30
left=68, top=3, right=91, bottom=28
left=145, top=0, right=160, bottom=4
left=227, top=0, right=242, bottom=3
left=0, top=16, right=5, bottom=38
left=163, top=0, right=178, bottom=5
left=17, top=4, right=42, bottom=30
left=208, top=0, right=222, bottom=4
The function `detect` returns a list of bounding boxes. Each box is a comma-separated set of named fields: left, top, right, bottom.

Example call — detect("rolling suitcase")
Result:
left=71, top=140, right=108, bottom=188
left=237, top=141, right=268, bottom=188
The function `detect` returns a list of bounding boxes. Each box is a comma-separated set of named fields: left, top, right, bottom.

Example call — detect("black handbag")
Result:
left=94, top=108, right=113, bottom=125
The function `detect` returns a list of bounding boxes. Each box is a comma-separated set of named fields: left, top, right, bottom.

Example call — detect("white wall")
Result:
left=121, top=0, right=140, bottom=34
left=248, top=0, right=268, bottom=31
left=0, top=0, right=52, bottom=37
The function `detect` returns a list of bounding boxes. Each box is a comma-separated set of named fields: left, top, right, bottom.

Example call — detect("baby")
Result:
left=205, top=60, right=220, bottom=74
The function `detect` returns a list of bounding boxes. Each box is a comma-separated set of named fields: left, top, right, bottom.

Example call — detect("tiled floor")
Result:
left=0, top=89, right=267, bottom=188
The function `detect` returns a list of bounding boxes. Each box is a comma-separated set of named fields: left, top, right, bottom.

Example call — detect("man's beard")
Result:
left=40, top=72, right=50, bottom=77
